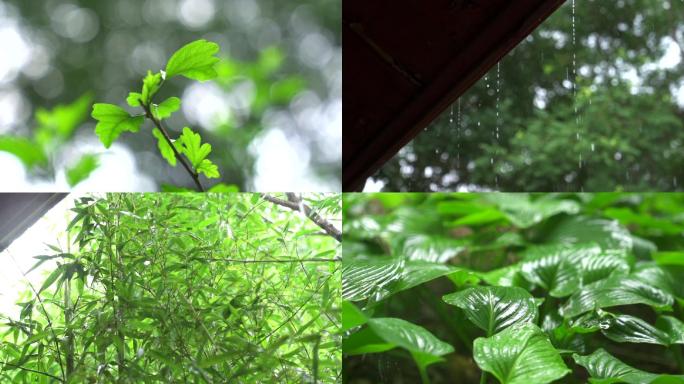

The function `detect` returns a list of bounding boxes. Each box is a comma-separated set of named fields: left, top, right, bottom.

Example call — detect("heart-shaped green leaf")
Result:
left=474, top=323, right=570, bottom=384
left=574, top=348, right=684, bottom=384
left=443, top=286, right=540, bottom=335
left=520, top=243, right=630, bottom=297
left=561, top=275, right=673, bottom=318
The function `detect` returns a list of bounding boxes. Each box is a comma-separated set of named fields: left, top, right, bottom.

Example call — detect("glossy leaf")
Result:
left=561, top=275, right=674, bottom=317
left=368, top=317, right=454, bottom=358
left=165, top=39, right=220, bottom=81
left=401, top=234, right=466, bottom=263
left=520, top=243, right=630, bottom=297
left=473, top=323, right=570, bottom=384
left=443, top=286, right=539, bottom=335
left=342, top=257, right=403, bottom=302
left=486, top=194, right=580, bottom=228
left=574, top=348, right=684, bottom=384
left=92, top=104, right=144, bottom=148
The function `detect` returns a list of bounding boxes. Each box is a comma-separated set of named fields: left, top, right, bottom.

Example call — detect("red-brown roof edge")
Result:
left=343, top=0, right=568, bottom=191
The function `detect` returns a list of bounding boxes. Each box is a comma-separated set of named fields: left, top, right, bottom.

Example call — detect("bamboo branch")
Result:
left=0, top=362, right=64, bottom=382
left=260, top=194, right=341, bottom=242
left=203, top=258, right=340, bottom=264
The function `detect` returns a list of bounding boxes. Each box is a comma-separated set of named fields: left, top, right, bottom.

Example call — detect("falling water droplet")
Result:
left=457, top=99, right=462, bottom=167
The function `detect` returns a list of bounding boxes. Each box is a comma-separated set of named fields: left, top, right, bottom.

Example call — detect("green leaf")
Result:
left=486, top=194, right=580, bottom=228
left=152, top=128, right=177, bottom=166
left=573, top=348, right=684, bottom=384
left=177, top=127, right=212, bottom=168
left=545, top=216, right=634, bottom=250
left=39, top=265, right=64, bottom=293
left=443, top=286, right=539, bottom=335
left=392, top=261, right=466, bottom=294
left=473, top=323, right=570, bottom=384
left=66, top=154, right=99, bottom=187
left=165, top=39, right=220, bottom=81
left=653, top=252, right=684, bottom=267
left=342, top=256, right=403, bottom=302
left=35, top=92, right=93, bottom=145
left=600, top=313, right=684, bottom=346
left=401, top=234, right=467, bottom=263
left=342, top=301, right=367, bottom=332
left=153, top=97, right=181, bottom=120
left=0, top=136, right=47, bottom=169
left=368, top=317, right=454, bottom=358
left=560, top=275, right=674, bottom=318
left=92, top=104, right=144, bottom=148
left=142, top=70, right=163, bottom=104
left=126, top=92, right=143, bottom=107
left=207, top=183, right=239, bottom=192
left=196, top=159, right=220, bottom=179
left=520, top=243, right=631, bottom=297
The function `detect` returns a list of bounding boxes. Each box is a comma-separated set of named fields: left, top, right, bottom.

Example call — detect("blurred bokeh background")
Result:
left=0, top=0, right=341, bottom=191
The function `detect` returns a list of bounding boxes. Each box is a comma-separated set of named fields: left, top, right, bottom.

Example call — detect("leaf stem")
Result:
left=140, top=102, right=205, bottom=192
left=480, top=371, right=488, bottom=384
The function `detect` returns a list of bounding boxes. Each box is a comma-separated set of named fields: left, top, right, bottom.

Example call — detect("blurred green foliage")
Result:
left=375, top=0, right=684, bottom=192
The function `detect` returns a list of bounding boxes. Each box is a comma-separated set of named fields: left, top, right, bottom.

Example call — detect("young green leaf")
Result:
left=153, top=97, right=181, bottom=120
left=152, top=128, right=177, bottom=166
left=474, top=323, right=570, bottom=384
left=66, top=154, right=99, bottom=187
left=92, top=104, right=144, bottom=148
left=443, top=286, right=540, bottom=335
left=175, top=126, right=211, bottom=166
left=142, top=70, right=163, bottom=104
left=573, top=348, right=684, bottom=384
left=596, top=313, right=684, bottom=346
left=196, top=159, right=219, bottom=179
left=165, top=39, right=220, bottom=81
left=126, top=92, right=143, bottom=107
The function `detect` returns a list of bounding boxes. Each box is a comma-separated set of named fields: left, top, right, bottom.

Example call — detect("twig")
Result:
left=140, top=102, right=205, bottom=192
left=260, top=194, right=341, bottom=242
left=0, top=362, right=64, bottom=382
left=203, top=258, right=340, bottom=264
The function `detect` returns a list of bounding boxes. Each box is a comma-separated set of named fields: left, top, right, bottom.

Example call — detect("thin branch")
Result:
left=202, top=258, right=340, bottom=264
left=140, top=102, right=205, bottom=192
left=260, top=194, right=342, bottom=242
left=0, top=362, right=64, bottom=382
